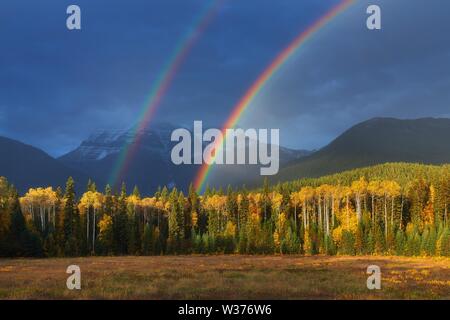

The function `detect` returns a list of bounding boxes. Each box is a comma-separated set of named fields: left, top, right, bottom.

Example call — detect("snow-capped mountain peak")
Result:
left=59, top=122, right=178, bottom=163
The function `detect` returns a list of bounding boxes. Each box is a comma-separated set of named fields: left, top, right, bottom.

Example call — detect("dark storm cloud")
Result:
left=1, top=0, right=208, bottom=155
left=0, top=0, right=340, bottom=155
left=0, top=0, right=448, bottom=155
left=238, top=0, right=450, bottom=149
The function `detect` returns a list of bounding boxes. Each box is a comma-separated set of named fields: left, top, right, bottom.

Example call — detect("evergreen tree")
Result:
left=114, top=183, right=129, bottom=255
left=226, top=185, right=238, bottom=230
left=436, top=227, right=450, bottom=256
left=395, top=229, right=406, bottom=255
left=104, top=185, right=114, bottom=215
left=152, top=226, right=162, bottom=255
left=127, top=206, right=139, bottom=255
left=7, top=190, right=32, bottom=256
left=87, top=179, right=97, bottom=192
left=0, top=178, right=11, bottom=256
left=142, top=223, right=152, bottom=255
left=132, top=185, right=140, bottom=198
left=187, top=183, right=198, bottom=235
left=63, top=177, right=78, bottom=256
left=167, top=188, right=184, bottom=253
left=54, top=187, right=64, bottom=256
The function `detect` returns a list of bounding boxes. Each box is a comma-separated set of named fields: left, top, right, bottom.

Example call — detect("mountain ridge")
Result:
left=58, top=122, right=310, bottom=193
left=273, top=117, right=450, bottom=183
left=0, top=136, right=88, bottom=193
left=2, top=117, right=449, bottom=194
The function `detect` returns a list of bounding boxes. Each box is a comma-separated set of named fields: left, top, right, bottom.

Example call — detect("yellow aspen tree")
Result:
left=368, top=180, right=382, bottom=224
left=351, top=177, right=368, bottom=223
left=290, top=191, right=301, bottom=229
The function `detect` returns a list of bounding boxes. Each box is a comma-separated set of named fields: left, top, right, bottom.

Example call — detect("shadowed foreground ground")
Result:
left=0, top=255, right=449, bottom=299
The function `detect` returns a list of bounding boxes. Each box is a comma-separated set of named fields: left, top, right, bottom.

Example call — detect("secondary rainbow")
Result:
left=109, top=0, right=224, bottom=187
left=194, top=0, right=356, bottom=193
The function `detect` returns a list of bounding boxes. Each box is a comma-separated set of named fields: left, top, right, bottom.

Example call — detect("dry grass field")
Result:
left=0, top=255, right=449, bottom=299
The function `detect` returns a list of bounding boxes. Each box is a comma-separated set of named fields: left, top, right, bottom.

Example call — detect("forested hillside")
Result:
left=0, top=163, right=449, bottom=257
left=276, top=118, right=450, bottom=181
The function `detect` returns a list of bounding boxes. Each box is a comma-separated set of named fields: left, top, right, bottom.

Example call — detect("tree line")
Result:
left=0, top=163, right=449, bottom=257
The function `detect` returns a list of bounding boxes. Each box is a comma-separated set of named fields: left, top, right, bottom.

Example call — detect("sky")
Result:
left=0, top=0, right=449, bottom=156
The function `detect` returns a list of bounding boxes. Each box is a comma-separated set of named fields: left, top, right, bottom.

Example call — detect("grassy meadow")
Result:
left=0, top=255, right=449, bottom=300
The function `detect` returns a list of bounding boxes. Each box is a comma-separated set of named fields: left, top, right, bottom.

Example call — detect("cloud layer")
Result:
left=0, top=0, right=448, bottom=155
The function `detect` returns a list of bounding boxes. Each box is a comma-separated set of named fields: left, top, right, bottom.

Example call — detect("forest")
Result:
left=0, top=162, right=449, bottom=257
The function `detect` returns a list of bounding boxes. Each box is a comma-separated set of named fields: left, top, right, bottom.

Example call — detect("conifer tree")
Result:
left=0, top=178, right=11, bottom=256
left=394, top=229, right=406, bottom=255
left=104, top=185, right=114, bottom=215
left=63, top=177, right=78, bottom=256
left=132, top=185, right=140, bottom=198
left=7, top=190, right=31, bottom=256
left=142, top=223, right=152, bottom=255
left=187, top=183, right=199, bottom=235
left=167, top=188, right=182, bottom=253
left=226, top=185, right=238, bottom=229
left=436, top=226, right=450, bottom=256
left=114, top=183, right=129, bottom=255
left=87, top=179, right=97, bottom=192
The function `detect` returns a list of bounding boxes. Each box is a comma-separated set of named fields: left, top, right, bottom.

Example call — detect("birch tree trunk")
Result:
left=294, top=205, right=297, bottom=229
left=384, top=195, right=388, bottom=238
left=400, top=194, right=404, bottom=228
left=87, top=209, right=90, bottom=248
left=93, top=208, right=96, bottom=254
left=325, top=198, right=329, bottom=236
left=40, top=207, right=44, bottom=231
left=318, top=197, right=322, bottom=231
left=356, top=194, right=362, bottom=223
left=346, top=196, right=350, bottom=229
left=302, top=202, right=306, bottom=229
left=331, top=196, right=335, bottom=228
left=371, top=195, right=375, bottom=224
left=391, top=197, right=395, bottom=230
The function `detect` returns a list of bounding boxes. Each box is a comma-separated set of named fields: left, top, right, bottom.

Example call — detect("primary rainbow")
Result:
left=109, top=0, right=223, bottom=188
left=194, top=0, right=356, bottom=193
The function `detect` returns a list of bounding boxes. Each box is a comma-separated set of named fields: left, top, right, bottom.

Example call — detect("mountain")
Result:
left=0, top=136, right=88, bottom=193
left=60, top=123, right=176, bottom=163
left=59, top=123, right=311, bottom=194
left=3, top=118, right=449, bottom=194
left=59, top=123, right=182, bottom=194
left=275, top=117, right=450, bottom=182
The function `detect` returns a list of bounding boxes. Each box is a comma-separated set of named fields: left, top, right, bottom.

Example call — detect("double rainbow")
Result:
left=109, top=0, right=224, bottom=187
left=193, top=0, right=356, bottom=193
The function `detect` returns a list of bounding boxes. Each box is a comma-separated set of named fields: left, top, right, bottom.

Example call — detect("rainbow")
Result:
left=194, top=0, right=356, bottom=193
left=109, top=0, right=224, bottom=188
